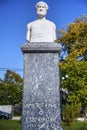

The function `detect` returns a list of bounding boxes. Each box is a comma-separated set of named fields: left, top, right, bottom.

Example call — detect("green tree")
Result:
left=4, top=70, right=23, bottom=84
left=57, top=15, right=87, bottom=110
left=0, top=70, right=23, bottom=105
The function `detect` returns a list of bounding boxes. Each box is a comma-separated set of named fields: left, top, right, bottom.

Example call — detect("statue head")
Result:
left=35, top=1, right=49, bottom=18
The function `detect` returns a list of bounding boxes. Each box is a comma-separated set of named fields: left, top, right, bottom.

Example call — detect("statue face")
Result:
left=36, top=3, right=47, bottom=18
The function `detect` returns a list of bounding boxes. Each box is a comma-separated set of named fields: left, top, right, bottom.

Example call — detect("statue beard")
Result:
left=37, top=11, right=47, bottom=18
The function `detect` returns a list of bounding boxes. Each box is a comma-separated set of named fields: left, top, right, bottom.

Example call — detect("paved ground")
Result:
left=77, top=117, right=87, bottom=121
left=12, top=116, right=20, bottom=120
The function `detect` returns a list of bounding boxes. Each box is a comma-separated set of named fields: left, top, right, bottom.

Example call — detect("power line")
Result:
left=0, top=68, right=23, bottom=72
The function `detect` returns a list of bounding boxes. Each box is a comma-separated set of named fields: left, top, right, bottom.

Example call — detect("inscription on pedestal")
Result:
left=23, top=103, right=61, bottom=130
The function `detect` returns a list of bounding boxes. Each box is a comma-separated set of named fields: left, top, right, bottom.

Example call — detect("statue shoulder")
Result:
left=46, top=19, right=56, bottom=27
left=26, top=20, right=39, bottom=28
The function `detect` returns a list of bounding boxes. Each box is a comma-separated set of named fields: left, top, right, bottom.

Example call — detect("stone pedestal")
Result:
left=21, top=42, right=62, bottom=130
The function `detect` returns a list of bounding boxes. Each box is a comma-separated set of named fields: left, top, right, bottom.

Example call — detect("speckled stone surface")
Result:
left=21, top=43, right=62, bottom=130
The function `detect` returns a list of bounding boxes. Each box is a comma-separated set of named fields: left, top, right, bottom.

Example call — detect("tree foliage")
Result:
left=4, top=70, right=23, bottom=84
left=0, top=70, right=23, bottom=105
left=57, top=15, right=87, bottom=59
left=57, top=15, right=87, bottom=109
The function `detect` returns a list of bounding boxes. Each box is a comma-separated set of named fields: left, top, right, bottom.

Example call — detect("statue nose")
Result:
left=40, top=8, right=43, bottom=11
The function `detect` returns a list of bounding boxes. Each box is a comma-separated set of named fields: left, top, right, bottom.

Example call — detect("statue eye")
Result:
left=38, top=6, right=41, bottom=8
left=42, top=6, right=45, bottom=8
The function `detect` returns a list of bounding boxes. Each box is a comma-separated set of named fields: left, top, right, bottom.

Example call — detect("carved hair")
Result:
left=35, top=1, right=49, bottom=10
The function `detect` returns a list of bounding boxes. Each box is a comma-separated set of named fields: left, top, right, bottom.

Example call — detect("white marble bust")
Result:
left=26, top=1, right=56, bottom=42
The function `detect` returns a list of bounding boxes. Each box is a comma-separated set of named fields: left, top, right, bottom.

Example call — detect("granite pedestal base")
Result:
left=21, top=43, right=62, bottom=130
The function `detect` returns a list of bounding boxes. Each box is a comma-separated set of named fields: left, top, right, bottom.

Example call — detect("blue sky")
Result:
left=0, top=0, right=87, bottom=78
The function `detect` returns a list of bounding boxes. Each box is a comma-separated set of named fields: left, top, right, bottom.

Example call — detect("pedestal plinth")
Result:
left=21, top=42, right=62, bottom=130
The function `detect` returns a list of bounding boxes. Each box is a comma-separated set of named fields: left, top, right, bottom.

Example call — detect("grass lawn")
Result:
left=62, top=121, right=87, bottom=130
left=0, top=120, right=21, bottom=130
left=0, top=120, right=87, bottom=130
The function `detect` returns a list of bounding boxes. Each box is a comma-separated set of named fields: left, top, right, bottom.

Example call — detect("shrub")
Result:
left=62, top=104, right=80, bottom=125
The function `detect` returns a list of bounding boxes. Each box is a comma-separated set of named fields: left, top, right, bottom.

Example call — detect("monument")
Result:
left=21, top=1, right=62, bottom=130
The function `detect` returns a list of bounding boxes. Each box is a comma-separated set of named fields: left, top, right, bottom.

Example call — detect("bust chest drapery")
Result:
left=26, top=19, right=56, bottom=42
